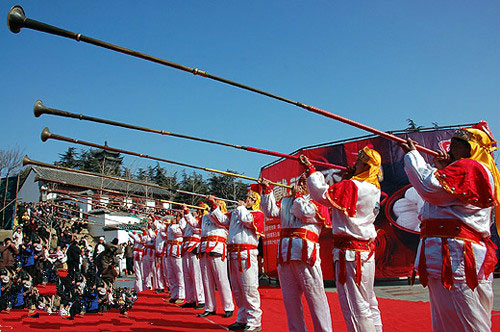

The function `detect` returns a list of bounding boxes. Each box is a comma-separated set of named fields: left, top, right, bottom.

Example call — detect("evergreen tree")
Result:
left=208, top=170, right=247, bottom=202
left=179, top=171, right=208, bottom=205
left=57, top=147, right=79, bottom=168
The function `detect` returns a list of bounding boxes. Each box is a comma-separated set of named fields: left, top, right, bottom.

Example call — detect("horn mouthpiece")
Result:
left=33, top=100, right=44, bottom=117
left=41, top=127, right=52, bottom=142
left=7, top=5, right=26, bottom=34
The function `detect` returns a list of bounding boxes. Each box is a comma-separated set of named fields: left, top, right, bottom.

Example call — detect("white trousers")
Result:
left=162, top=256, right=170, bottom=291
left=229, top=253, right=262, bottom=328
left=200, top=253, right=234, bottom=312
left=182, top=251, right=205, bottom=304
left=167, top=255, right=185, bottom=300
left=428, top=277, right=493, bottom=332
left=278, top=260, right=332, bottom=332
left=133, top=257, right=143, bottom=292
left=335, top=257, right=382, bottom=332
left=142, top=254, right=155, bottom=289
left=153, top=256, right=165, bottom=290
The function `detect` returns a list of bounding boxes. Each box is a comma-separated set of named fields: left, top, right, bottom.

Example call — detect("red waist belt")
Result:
left=333, top=236, right=375, bottom=286
left=144, top=245, right=155, bottom=257
left=201, top=235, right=227, bottom=261
left=167, top=240, right=182, bottom=257
left=182, top=236, right=201, bottom=255
left=417, top=219, right=497, bottom=290
left=227, top=243, right=258, bottom=272
left=133, top=248, right=144, bottom=261
left=279, top=228, right=319, bottom=266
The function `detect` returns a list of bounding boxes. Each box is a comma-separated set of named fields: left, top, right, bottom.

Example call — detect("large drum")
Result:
left=384, top=184, right=424, bottom=236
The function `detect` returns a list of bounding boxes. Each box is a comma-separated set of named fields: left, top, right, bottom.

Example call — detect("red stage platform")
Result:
left=1, top=285, right=499, bottom=331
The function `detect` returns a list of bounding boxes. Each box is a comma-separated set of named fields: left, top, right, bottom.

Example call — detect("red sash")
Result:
left=333, top=236, right=375, bottom=286
left=201, top=235, right=227, bottom=261
left=417, top=219, right=497, bottom=290
left=144, top=245, right=155, bottom=257
left=167, top=240, right=182, bottom=257
left=181, top=236, right=201, bottom=255
left=228, top=243, right=259, bottom=272
left=279, top=228, right=319, bottom=266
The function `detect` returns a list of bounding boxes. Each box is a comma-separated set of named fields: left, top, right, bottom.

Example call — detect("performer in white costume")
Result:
left=260, top=175, right=333, bottom=332
left=180, top=206, right=205, bottom=309
left=141, top=226, right=156, bottom=290
left=128, top=230, right=144, bottom=292
left=166, top=213, right=185, bottom=304
left=400, top=121, right=499, bottom=332
left=153, top=217, right=168, bottom=293
left=300, top=147, right=383, bottom=332
left=197, top=201, right=235, bottom=318
left=209, top=188, right=265, bottom=332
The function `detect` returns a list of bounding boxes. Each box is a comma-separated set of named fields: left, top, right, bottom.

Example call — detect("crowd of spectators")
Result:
left=0, top=201, right=137, bottom=318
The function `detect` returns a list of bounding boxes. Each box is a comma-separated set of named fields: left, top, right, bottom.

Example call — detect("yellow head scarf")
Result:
left=248, top=191, right=261, bottom=211
left=217, top=200, right=228, bottom=213
left=198, top=201, right=209, bottom=216
left=352, top=146, right=383, bottom=189
left=454, top=125, right=499, bottom=224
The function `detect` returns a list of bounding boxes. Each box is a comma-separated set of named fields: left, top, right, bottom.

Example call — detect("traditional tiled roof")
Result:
left=31, top=165, right=170, bottom=198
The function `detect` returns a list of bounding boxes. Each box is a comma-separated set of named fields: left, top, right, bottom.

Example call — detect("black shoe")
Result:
left=243, top=326, right=262, bottom=332
left=223, top=310, right=233, bottom=318
left=29, top=312, right=39, bottom=319
left=197, top=311, right=216, bottom=318
left=195, top=303, right=205, bottom=310
left=155, top=289, right=164, bottom=294
left=168, top=298, right=177, bottom=303
left=228, top=322, right=247, bottom=331
left=180, top=302, right=196, bottom=308
left=64, top=316, right=74, bottom=321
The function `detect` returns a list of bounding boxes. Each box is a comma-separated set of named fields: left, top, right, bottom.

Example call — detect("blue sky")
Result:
left=1, top=1, right=499, bottom=181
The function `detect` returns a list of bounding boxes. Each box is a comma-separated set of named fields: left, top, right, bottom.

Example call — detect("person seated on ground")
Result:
left=21, top=270, right=37, bottom=314
left=0, top=268, right=12, bottom=313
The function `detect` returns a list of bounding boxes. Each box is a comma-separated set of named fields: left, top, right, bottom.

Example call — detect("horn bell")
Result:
left=22, top=155, right=32, bottom=166
left=7, top=5, right=26, bottom=34
left=41, top=127, right=52, bottom=142
left=33, top=100, right=46, bottom=117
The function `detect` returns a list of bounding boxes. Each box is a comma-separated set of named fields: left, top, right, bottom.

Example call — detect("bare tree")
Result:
left=1, top=146, right=24, bottom=225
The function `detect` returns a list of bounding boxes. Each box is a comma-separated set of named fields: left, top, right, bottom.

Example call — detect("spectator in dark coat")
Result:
left=0, top=238, right=19, bottom=270
left=124, top=242, right=134, bottom=276
left=66, top=240, right=82, bottom=278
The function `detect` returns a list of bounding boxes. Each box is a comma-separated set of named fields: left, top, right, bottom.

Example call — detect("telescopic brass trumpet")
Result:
left=34, top=100, right=346, bottom=171
left=26, top=155, right=205, bottom=210
left=40, top=127, right=292, bottom=189
left=8, top=5, right=440, bottom=157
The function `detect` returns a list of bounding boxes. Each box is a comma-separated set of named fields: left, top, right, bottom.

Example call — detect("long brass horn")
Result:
left=40, top=127, right=292, bottom=189
left=8, top=5, right=440, bottom=157
left=34, top=100, right=346, bottom=171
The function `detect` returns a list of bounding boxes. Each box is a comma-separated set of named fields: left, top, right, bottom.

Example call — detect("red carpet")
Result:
left=1, top=285, right=499, bottom=331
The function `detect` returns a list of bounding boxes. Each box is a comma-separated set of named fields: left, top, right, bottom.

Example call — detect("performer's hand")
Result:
left=298, top=155, right=312, bottom=169
left=398, top=138, right=418, bottom=153
left=342, top=166, right=355, bottom=180
left=433, top=149, right=451, bottom=170
left=206, top=195, right=216, bottom=205
left=237, top=200, right=245, bottom=207
left=258, top=178, right=271, bottom=190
